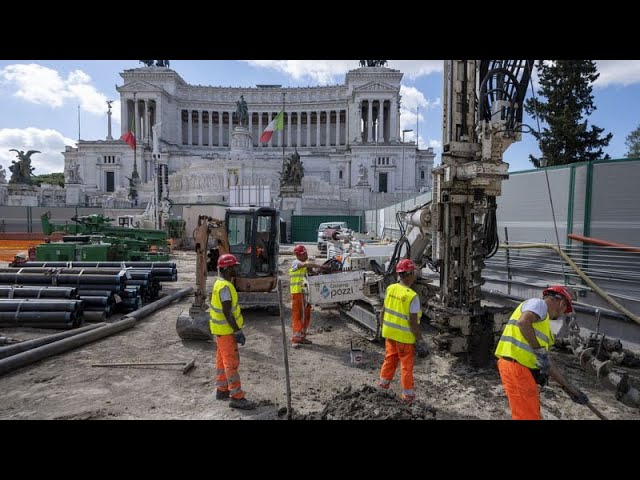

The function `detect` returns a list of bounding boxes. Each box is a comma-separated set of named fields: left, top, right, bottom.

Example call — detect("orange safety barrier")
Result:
left=0, top=240, right=42, bottom=262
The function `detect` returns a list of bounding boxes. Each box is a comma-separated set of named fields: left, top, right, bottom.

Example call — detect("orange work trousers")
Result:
left=379, top=338, right=416, bottom=402
left=497, top=357, right=540, bottom=420
left=291, top=292, right=311, bottom=344
left=215, top=334, right=244, bottom=400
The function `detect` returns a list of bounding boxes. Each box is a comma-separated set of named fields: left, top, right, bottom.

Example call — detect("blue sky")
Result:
left=1, top=60, right=639, bottom=176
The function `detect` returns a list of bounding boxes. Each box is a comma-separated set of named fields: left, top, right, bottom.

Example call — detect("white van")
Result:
left=317, top=221, right=348, bottom=252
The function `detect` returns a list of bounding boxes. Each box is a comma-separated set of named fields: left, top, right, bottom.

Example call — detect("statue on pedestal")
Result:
left=357, top=162, right=369, bottom=185
left=235, top=95, right=249, bottom=127
left=65, top=160, right=82, bottom=184
left=280, top=150, right=304, bottom=188
left=0, top=165, right=6, bottom=184
left=8, top=149, right=39, bottom=184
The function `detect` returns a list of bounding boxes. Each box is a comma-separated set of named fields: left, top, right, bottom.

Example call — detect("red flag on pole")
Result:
left=120, top=117, right=136, bottom=149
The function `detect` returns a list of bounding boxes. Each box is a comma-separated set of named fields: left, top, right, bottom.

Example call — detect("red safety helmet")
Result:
left=217, top=253, right=240, bottom=269
left=395, top=258, right=418, bottom=273
left=543, top=285, right=573, bottom=313
left=293, top=245, right=307, bottom=255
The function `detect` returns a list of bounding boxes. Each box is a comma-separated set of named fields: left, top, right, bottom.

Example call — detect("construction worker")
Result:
left=289, top=245, right=322, bottom=348
left=378, top=259, right=429, bottom=404
left=209, top=253, right=256, bottom=410
left=495, top=285, right=589, bottom=420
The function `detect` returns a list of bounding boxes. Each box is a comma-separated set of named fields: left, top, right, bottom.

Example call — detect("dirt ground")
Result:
left=1, top=248, right=639, bottom=420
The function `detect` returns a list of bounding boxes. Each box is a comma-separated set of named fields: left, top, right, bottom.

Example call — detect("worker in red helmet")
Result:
left=378, top=258, right=429, bottom=404
left=209, top=253, right=256, bottom=410
left=289, top=245, right=323, bottom=348
left=495, top=285, right=589, bottom=419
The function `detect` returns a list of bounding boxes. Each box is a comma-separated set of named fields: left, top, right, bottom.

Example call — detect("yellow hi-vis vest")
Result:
left=381, top=283, right=422, bottom=344
left=495, top=301, right=555, bottom=369
left=209, top=278, right=244, bottom=336
left=289, top=265, right=307, bottom=294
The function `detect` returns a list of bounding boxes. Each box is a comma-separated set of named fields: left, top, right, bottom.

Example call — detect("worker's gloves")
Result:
left=234, top=330, right=246, bottom=346
left=564, top=386, right=589, bottom=405
left=415, top=340, right=430, bottom=358
left=533, top=348, right=550, bottom=375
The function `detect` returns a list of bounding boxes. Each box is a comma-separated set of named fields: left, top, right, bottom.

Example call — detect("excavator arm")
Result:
left=191, top=215, right=228, bottom=312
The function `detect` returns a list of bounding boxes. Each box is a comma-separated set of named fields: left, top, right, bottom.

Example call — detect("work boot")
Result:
left=229, top=397, right=257, bottom=410
left=300, top=338, right=313, bottom=345
left=215, top=390, right=230, bottom=400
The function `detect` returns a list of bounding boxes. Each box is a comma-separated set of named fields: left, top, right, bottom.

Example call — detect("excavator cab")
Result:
left=225, top=206, right=279, bottom=293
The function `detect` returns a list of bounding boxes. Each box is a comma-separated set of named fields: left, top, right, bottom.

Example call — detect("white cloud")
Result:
left=0, top=127, right=76, bottom=175
left=388, top=60, right=443, bottom=79
left=595, top=60, right=640, bottom=87
left=0, top=63, right=120, bottom=121
left=399, top=85, right=440, bottom=137
left=245, top=60, right=353, bottom=84
left=244, top=60, right=443, bottom=84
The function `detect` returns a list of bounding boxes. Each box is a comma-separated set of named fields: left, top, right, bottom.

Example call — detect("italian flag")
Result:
left=120, top=118, right=136, bottom=150
left=259, top=111, right=284, bottom=143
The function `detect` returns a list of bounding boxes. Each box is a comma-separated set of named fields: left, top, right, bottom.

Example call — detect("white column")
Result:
left=367, top=100, right=373, bottom=143
left=267, top=112, right=273, bottom=147
left=228, top=111, right=234, bottom=146
left=390, top=98, right=398, bottom=142
left=134, top=100, right=141, bottom=145
left=218, top=111, right=223, bottom=146
left=378, top=100, right=385, bottom=143
left=144, top=100, right=150, bottom=144
left=297, top=112, right=301, bottom=147
left=155, top=99, right=161, bottom=142
left=208, top=111, right=213, bottom=146
left=121, top=99, right=127, bottom=136
left=187, top=109, right=192, bottom=146
left=324, top=110, right=330, bottom=146
left=306, top=112, right=311, bottom=147
left=287, top=112, right=292, bottom=147
left=258, top=112, right=263, bottom=148
left=316, top=110, right=321, bottom=147
left=198, top=110, right=203, bottom=146
left=178, top=109, right=183, bottom=145
left=335, top=109, right=340, bottom=146
left=248, top=111, right=253, bottom=145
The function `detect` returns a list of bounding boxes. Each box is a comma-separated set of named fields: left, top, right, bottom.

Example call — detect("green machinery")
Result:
left=38, top=212, right=170, bottom=262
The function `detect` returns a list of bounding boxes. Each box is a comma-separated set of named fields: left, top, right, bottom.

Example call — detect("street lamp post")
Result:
left=401, top=129, right=412, bottom=211
left=373, top=137, right=378, bottom=237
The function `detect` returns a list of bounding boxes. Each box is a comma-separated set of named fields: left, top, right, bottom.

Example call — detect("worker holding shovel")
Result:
left=495, top=285, right=591, bottom=420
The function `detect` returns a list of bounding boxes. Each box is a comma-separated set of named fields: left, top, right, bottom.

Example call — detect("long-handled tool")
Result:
left=585, top=401, right=608, bottom=420
left=277, top=279, right=292, bottom=420
left=92, top=358, right=196, bottom=374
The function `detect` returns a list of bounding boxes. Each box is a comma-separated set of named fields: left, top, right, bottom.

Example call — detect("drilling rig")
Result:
left=308, top=60, right=535, bottom=366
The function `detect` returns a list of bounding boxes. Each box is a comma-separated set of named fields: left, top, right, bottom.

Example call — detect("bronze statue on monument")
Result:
left=8, top=149, right=39, bottom=184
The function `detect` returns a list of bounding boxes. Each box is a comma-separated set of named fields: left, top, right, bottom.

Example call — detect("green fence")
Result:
left=290, top=215, right=362, bottom=242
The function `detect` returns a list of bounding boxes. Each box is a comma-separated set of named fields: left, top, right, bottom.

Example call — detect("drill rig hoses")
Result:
left=483, top=196, right=499, bottom=259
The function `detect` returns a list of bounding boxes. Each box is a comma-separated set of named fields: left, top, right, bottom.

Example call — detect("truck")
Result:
left=316, top=221, right=348, bottom=253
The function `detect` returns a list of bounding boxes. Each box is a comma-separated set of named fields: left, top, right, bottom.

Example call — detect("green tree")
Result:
left=32, top=172, right=65, bottom=187
left=525, top=60, right=612, bottom=167
left=625, top=125, right=640, bottom=158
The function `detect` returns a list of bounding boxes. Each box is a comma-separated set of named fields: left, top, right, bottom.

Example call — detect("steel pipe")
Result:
left=0, top=322, right=106, bottom=359
left=0, top=287, right=192, bottom=376
left=0, top=286, right=78, bottom=299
